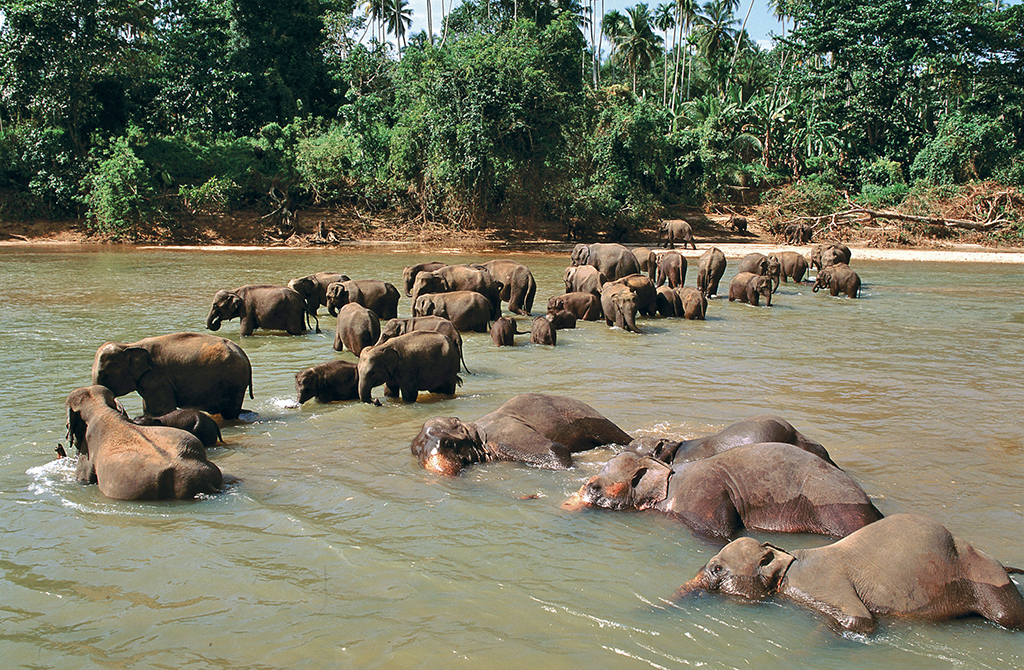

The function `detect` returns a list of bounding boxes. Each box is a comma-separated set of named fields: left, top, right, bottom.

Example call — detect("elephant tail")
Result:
left=247, top=369, right=254, bottom=399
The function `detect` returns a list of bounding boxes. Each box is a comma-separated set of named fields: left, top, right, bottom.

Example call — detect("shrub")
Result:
left=910, top=113, right=1013, bottom=184
left=83, top=136, right=155, bottom=237
left=179, top=176, right=240, bottom=214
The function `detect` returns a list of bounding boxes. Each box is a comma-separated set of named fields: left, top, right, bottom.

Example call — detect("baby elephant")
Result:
left=572, top=443, right=881, bottom=539
left=133, top=408, right=222, bottom=448
left=531, top=316, right=556, bottom=345
left=813, top=262, right=861, bottom=298
left=295, top=360, right=359, bottom=404
left=676, top=514, right=1024, bottom=635
left=728, top=272, right=772, bottom=306
left=66, top=386, right=222, bottom=500
left=490, top=316, right=519, bottom=346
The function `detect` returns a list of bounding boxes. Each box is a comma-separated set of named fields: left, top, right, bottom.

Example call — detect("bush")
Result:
left=179, top=176, right=240, bottom=214
left=0, top=126, right=84, bottom=217
left=83, top=136, right=155, bottom=237
left=910, top=113, right=1013, bottom=184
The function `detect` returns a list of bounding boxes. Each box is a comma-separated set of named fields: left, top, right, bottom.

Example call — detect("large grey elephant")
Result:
left=736, top=252, right=781, bottom=291
left=295, top=360, right=359, bottom=404
left=572, top=443, right=881, bottom=539
left=563, top=265, right=606, bottom=297
left=206, top=284, right=307, bottom=336
left=66, top=385, right=222, bottom=500
left=479, top=259, right=537, bottom=315
left=410, top=265, right=503, bottom=320
left=325, top=279, right=400, bottom=320
left=728, top=272, right=773, bottom=306
left=287, top=272, right=350, bottom=331
left=696, top=247, right=727, bottom=297
left=402, top=261, right=447, bottom=296
left=132, top=408, right=222, bottom=448
left=769, top=251, right=809, bottom=284
left=357, top=331, right=461, bottom=404
left=570, top=243, right=642, bottom=281
left=378, top=316, right=469, bottom=373
left=413, top=291, right=492, bottom=332
left=659, top=220, right=697, bottom=249
left=813, top=262, right=861, bottom=298
left=675, top=514, right=1024, bottom=635
left=92, top=332, right=253, bottom=420
left=333, top=302, right=380, bottom=355
left=409, top=393, right=632, bottom=475
left=656, top=250, right=687, bottom=288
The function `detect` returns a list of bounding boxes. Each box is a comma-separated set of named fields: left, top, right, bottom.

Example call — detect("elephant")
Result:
left=729, top=272, right=773, bottom=306
left=287, top=272, right=350, bottom=331
left=600, top=283, right=642, bottom=333
left=132, top=408, right=222, bottom=448
left=659, top=220, right=697, bottom=249
left=608, top=274, right=657, bottom=316
left=784, top=222, right=813, bottom=245
left=206, top=284, right=307, bottom=336
left=378, top=316, right=469, bottom=373
left=544, top=309, right=577, bottom=330
left=571, top=442, right=882, bottom=539
left=809, top=243, right=852, bottom=270
left=813, top=262, right=861, bottom=298
left=570, top=243, right=642, bottom=281
left=402, top=261, right=447, bottom=296
left=696, top=247, right=727, bottom=297
left=736, top=253, right=781, bottom=291
left=547, top=292, right=602, bottom=321
left=479, top=259, right=537, bottom=315
left=411, top=265, right=503, bottom=320
left=563, top=265, right=606, bottom=297
left=357, top=331, right=461, bottom=404
left=531, top=316, right=556, bottom=345
left=325, top=279, right=400, bottom=321
left=628, top=415, right=836, bottom=467
left=674, top=514, right=1024, bottom=635
left=490, top=316, right=519, bottom=346
left=66, top=385, right=222, bottom=500
left=92, top=332, right=253, bottom=420
left=655, top=286, right=682, bottom=317
left=676, top=287, right=707, bottom=320
left=769, top=251, right=809, bottom=284
left=295, top=360, right=359, bottom=404
left=413, top=291, right=492, bottom=332
left=632, top=247, right=657, bottom=281
left=656, top=250, right=687, bottom=288
left=409, top=393, right=633, bottom=476
left=333, top=302, right=381, bottom=356
left=729, top=215, right=748, bottom=234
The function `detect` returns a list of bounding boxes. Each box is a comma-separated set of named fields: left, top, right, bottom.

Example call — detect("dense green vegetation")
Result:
left=0, top=0, right=1020, bottom=239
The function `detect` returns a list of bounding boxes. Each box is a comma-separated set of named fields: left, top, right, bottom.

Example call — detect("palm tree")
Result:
left=669, top=0, right=698, bottom=113
left=602, top=9, right=626, bottom=84
left=615, top=4, right=663, bottom=94
left=386, top=0, right=413, bottom=53
left=654, top=3, right=676, bottom=105
left=692, top=0, right=739, bottom=92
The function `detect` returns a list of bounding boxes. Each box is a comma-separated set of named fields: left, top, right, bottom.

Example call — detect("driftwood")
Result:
left=785, top=200, right=1011, bottom=233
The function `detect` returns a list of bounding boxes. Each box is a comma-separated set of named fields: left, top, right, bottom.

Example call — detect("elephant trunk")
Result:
left=206, top=310, right=222, bottom=331
left=357, top=371, right=375, bottom=404
left=673, top=574, right=708, bottom=600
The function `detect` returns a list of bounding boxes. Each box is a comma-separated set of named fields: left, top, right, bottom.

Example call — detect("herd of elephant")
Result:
left=56, top=235, right=1021, bottom=638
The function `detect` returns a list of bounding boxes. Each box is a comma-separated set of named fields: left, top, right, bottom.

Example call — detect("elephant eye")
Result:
left=710, top=564, right=722, bottom=575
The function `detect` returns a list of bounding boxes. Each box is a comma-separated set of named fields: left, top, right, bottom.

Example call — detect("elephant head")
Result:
left=206, top=290, right=243, bottom=330
left=675, top=537, right=795, bottom=601
left=812, top=267, right=832, bottom=293
left=287, top=276, right=320, bottom=315
left=325, top=282, right=350, bottom=316
left=752, top=275, right=773, bottom=306
left=570, top=244, right=590, bottom=267
left=376, top=319, right=405, bottom=346
left=576, top=452, right=670, bottom=510
left=413, top=294, right=442, bottom=318
left=357, top=344, right=400, bottom=403
left=66, top=385, right=125, bottom=459
left=410, top=272, right=448, bottom=304
left=766, top=255, right=782, bottom=292
left=92, top=342, right=153, bottom=396
left=410, top=417, right=489, bottom=476
left=821, top=247, right=843, bottom=268
left=612, top=291, right=641, bottom=333
left=547, top=296, right=566, bottom=312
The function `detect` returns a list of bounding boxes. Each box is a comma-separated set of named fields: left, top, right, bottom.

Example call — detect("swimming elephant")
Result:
left=631, top=247, right=657, bottom=281
left=92, top=332, right=253, bottom=420
left=295, top=360, right=359, bottom=404
left=333, top=302, right=380, bottom=356
left=325, top=279, right=400, bottom=321
left=410, top=265, right=503, bottom=320
left=410, top=393, right=633, bottom=476
left=809, top=243, right=852, bottom=271
left=206, top=284, right=307, bottom=336
left=629, top=415, right=836, bottom=467
left=769, top=251, right=808, bottom=284
left=402, top=261, right=447, bottom=296
left=413, top=291, right=492, bottom=333
left=357, top=331, right=461, bottom=404
left=728, top=272, right=773, bottom=306
left=813, top=262, right=861, bottom=298
left=600, top=283, right=642, bottom=333
left=530, top=316, right=556, bottom=345
left=656, top=250, right=687, bottom=289
left=479, top=259, right=537, bottom=315
left=696, top=247, right=727, bottom=297
left=655, top=286, right=682, bottom=317
left=378, top=316, right=469, bottom=373
left=563, top=265, right=606, bottom=297
left=490, top=316, right=519, bottom=346
left=66, top=385, right=222, bottom=500
left=570, top=243, right=642, bottom=281
left=736, top=253, right=781, bottom=291
left=547, top=292, right=602, bottom=321
left=675, top=514, right=1024, bottom=635
left=572, top=443, right=881, bottom=539
left=675, top=287, right=707, bottom=320
left=287, top=272, right=350, bottom=330
left=659, top=220, right=697, bottom=250
left=132, top=408, right=222, bottom=448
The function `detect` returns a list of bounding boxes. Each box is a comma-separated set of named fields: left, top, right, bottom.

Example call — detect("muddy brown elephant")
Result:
left=92, top=332, right=253, bottom=420
left=570, top=243, right=642, bottom=281
left=809, top=243, right=852, bottom=271
left=530, top=316, right=556, bottom=345
left=479, top=259, right=537, bottom=315
left=784, top=222, right=813, bottom=245
left=325, top=279, right=400, bottom=321
left=769, top=251, right=809, bottom=284
left=132, top=408, right=222, bottom=448
left=207, top=284, right=307, bottom=336
left=813, top=263, right=861, bottom=298
left=632, top=247, right=657, bottom=281
left=410, top=393, right=632, bottom=475
left=490, top=316, right=519, bottom=346
left=357, top=331, right=461, bottom=404
left=413, top=291, right=492, bottom=332
left=676, top=287, right=707, bottom=320
left=655, top=286, right=682, bottom=317
left=656, top=250, right=687, bottom=289
left=333, top=302, right=380, bottom=356
left=378, top=316, right=469, bottom=373
left=66, top=385, right=222, bottom=500
left=572, top=443, right=881, bottom=539
left=736, top=253, right=781, bottom=291
left=402, top=261, right=448, bottom=296
left=547, top=292, right=602, bottom=321
left=728, top=272, right=773, bottom=306
left=563, top=265, right=606, bottom=297
left=287, top=272, right=350, bottom=331
left=675, top=514, right=1024, bottom=635
left=411, top=265, right=503, bottom=320
left=600, top=283, right=642, bottom=333
left=696, top=247, right=727, bottom=297
left=295, top=360, right=359, bottom=404
left=659, top=220, right=697, bottom=249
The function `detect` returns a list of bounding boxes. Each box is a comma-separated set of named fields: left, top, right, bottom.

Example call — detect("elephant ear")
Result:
left=124, top=347, right=152, bottom=379
left=757, top=542, right=795, bottom=592
left=382, top=347, right=401, bottom=375
left=630, top=459, right=671, bottom=509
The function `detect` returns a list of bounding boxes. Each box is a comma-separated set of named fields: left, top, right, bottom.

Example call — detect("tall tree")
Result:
left=615, top=4, right=663, bottom=93
left=653, top=3, right=676, bottom=105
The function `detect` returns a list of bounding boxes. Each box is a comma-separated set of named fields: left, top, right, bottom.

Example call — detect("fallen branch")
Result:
left=781, top=206, right=1009, bottom=232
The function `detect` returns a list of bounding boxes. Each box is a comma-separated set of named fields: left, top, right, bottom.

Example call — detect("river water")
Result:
left=1, top=245, right=1022, bottom=669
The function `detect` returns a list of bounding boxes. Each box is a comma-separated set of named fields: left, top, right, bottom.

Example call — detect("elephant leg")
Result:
left=384, top=382, right=399, bottom=398
left=240, top=316, right=256, bottom=336
left=400, top=386, right=418, bottom=403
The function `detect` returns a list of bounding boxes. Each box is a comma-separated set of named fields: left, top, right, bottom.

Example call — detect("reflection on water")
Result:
left=0, top=246, right=1022, bottom=668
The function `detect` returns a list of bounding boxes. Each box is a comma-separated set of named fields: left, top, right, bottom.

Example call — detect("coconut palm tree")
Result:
left=615, top=4, right=663, bottom=94
left=602, top=9, right=626, bottom=84
left=654, top=3, right=676, bottom=105
left=386, top=0, right=413, bottom=53
left=669, top=0, right=698, bottom=113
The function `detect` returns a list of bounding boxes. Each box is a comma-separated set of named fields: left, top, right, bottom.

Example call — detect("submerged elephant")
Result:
left=572, top=443, right=881, bottom=539
left=547, top=292, right=602, bottom=321
left=655, top=286, right=682, bottom=317
left=413, top=291, right=492, bottom=332
left=813, top=262, right=861, bottom=298
left=490, top=316, right=519, bottom=346
left=326, top=279, right=400, bottom=321
left=728, top=272, right=773, bottom=306
left=207, top=284, right=307, bottom=336
left=295, top=360, right=359, bottom=404
left=410, top=265, right=503, bottom=320
left=630, top=415, right=835, bottom=467
left=92, top=332, right=253, bottom=420
left=66, top=385, right=222, bottom=500
left=696, top=247, right=727, bottom=297
left=676, top=287, right=707, bottom=320
left=410, top=393, right=632, bottom=476
left=357, top=331, right=461, bottom=404
left=530, top=316, right=556, bottom=345
left=736, top=253, right=781, bottom=291
left=660, top=220, right=697, bottom=249
left=600, top=282, right=642, bottom=333
left=563, top=265, right=606, bottom=297
left=570, top=243, right=642, bottom=281
left=402, top=261, right=448, bottom=296
left=675, top=514, right=1024, bottom=634
left=479, top=259, right=537, bottom=315
left=378, top=316, right=469, bottom=373
left=133, top=408, right=222, bottom=448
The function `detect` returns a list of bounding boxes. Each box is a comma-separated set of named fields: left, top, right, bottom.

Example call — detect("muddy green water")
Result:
left=1, top=246, right=1022, bottom=669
